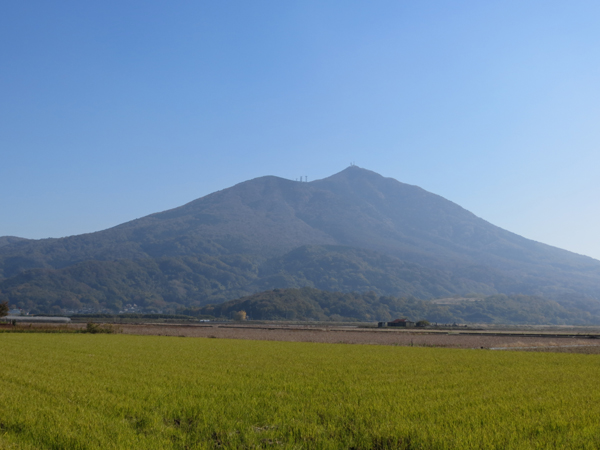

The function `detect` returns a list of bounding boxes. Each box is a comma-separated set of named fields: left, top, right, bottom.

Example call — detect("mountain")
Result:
left=1, top=166, right=600, bottom=320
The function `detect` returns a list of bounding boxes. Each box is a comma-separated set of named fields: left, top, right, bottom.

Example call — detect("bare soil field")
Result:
left=5, top=321, right=600, bottom=353
left=116, top=323, right=600, bottom=354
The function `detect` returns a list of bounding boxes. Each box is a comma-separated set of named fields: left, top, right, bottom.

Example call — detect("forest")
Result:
left=188, top=287, right=597, bottom=325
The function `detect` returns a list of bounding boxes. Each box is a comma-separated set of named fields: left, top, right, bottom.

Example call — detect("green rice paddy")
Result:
left=1, top=334, right=599, bottom=449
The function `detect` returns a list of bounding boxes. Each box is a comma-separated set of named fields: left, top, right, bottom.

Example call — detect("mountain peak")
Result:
left=320, top=165, right=384, bottom=181
left=312, top=166, right=412, bottom=200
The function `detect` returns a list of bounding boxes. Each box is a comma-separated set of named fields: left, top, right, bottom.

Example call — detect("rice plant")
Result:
left=1, top=334, right=599, bottom=449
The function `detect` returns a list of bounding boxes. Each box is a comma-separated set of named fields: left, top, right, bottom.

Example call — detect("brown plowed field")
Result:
left=117, top=323, right=600, bottom=353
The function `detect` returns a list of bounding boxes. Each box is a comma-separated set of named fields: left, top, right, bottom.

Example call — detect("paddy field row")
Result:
left=1, top=333, right=599, bottom=449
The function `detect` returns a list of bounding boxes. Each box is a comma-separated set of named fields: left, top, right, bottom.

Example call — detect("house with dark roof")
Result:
left=387, top=318, right=415, bottom=327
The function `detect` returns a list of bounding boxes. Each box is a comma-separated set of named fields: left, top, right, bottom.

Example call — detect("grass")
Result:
left=1, top=334, right=599, bottom=449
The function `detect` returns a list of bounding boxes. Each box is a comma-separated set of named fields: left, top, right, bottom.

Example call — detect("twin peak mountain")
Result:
left=1, top=166, right=600, bottom=316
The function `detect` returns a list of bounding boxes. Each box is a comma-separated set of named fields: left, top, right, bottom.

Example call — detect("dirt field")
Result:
left=115, top=323, right=600, bottom=354
left=4, top=321, right=600, bottom=353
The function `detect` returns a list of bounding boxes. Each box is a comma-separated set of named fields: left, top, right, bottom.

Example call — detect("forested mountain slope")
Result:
left=1, top=166, right=600, bottom=318
left=195, top=287, right=595, bottom=325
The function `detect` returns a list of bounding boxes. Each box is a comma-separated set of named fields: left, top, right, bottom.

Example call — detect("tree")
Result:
left=232, top=310, right=247, bottom=321
left=0, top=301, right=9, bottom=318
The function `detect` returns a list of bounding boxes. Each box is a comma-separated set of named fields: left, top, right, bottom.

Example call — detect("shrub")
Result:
left=232, top=310, right=247, bottom=321
left=84, top=322, right=119, bottom=334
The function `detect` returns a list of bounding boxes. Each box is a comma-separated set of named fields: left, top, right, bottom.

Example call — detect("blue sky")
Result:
left=2, top=1, right=600, bottom=259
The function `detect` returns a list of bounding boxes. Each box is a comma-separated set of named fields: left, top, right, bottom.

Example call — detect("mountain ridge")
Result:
left=1, top=166, right=600, bottom=319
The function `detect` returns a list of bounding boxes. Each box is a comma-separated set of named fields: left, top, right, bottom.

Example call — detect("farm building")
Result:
left=386, top=318, right=415, bottom=328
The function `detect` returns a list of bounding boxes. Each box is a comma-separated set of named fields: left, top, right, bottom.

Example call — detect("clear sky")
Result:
left=2, top=1, right=600, bottom=260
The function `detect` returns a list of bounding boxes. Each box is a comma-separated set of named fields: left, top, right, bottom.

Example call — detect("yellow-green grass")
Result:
left=1, top=334, right=599, bottom=449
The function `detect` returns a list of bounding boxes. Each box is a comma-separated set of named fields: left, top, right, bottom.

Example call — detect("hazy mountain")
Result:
left=1, top=166, right=600, bottom=320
